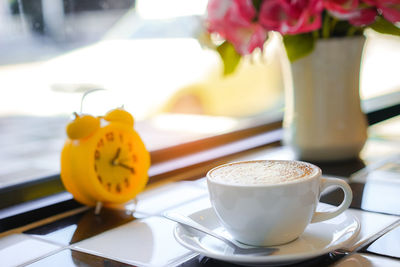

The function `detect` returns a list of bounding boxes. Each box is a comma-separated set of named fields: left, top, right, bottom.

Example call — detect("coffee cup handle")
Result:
left=311, top=177, right=353, bottom=223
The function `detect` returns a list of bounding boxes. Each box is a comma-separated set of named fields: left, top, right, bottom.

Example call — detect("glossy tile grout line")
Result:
left=131, top=181, right=209, bottom=215
left=135, top=193, right=209, bottom=218
left=0, top=234, right=63, bottom=267
left=168, top=252, right=200, bottom=267
left=26, top=234, right=71, bottom=251
left=17, top=245, right=66, bottom=267
left=365, top=224, right=400, bottom=259
left=346, top=218, right=400, bottom=252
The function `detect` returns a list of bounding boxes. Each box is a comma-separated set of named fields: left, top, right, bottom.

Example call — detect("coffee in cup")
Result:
left=207, top=160, right=352, bottom=246
left=209, top=160, right=316, bottom=185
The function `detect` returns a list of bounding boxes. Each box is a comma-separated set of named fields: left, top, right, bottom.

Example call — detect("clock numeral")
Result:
left=106, top=132, right=114, bottom=141
left=128, top=143, right=133, bottom=152
left=95, top=150, right=100, bottom=160
left=132, top=155, right=137, bottom=162
left=116, top=183, right=121, bottom=193
left=97, top=138, right=104, bottom=148
left=107, top=182, right=111, bottom=191
left=119, top=133, right=124, bottom=142
left=97, top=175, right=102, bottom=183
left=94, top=164, right=97, bottom=172
left=124, top=177, right=130, bottom=187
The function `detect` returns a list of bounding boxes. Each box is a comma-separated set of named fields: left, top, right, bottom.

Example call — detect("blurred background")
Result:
left=0, top=0, right=399, bottom=188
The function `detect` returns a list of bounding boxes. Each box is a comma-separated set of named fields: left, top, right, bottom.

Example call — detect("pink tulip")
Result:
left=324, top=0, right=360, bottom=20
left=348, top=7, right=378, bottom=25
left=232, top=24, right=268, bottom=55
left=207, top=0, right=267, bottom=55
left=259, top=0, right=323, bottom=34
left=362, top=0, right=376, bottom=4
left=375, top=0, right=400, bottom=22
left=361, top=0, right=400, bottom=22
left=206, top=0, right=399, bottom=58
left=324, top=0, right=359, bottom=14
left=324, top=0, right=378, bottom=25
left=207, top=0, right=255, bottom=28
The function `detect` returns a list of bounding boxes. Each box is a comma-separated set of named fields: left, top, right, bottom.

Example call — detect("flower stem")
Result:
left=313, top=30, right=319, bottom=39
left=322, top=13, right=330, bottom=39
left=330, top=17, right=338, bottom=35
left=347, top=26, right=358, bottom=36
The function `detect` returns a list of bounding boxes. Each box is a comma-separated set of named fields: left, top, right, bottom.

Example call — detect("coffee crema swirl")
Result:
left=208, top=161, right=317, bottom=185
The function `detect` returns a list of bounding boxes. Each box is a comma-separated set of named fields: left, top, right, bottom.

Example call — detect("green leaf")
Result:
left=216, top=41, right=241, bottom=76
left=283, top=33, right=315, bottom=62
left=369, top=16, right=400, bottom=36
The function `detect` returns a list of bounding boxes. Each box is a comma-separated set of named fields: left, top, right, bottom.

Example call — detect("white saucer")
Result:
left=173, top=204, right=360, bottom=266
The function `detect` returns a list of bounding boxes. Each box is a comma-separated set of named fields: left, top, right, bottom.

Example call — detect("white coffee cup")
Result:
left=206, top=160, right=353, bottom=246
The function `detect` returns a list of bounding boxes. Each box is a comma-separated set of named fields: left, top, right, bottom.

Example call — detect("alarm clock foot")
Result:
left=94, top=201, right=103, bottom=215
left=125, top=198, right=138, bottom=215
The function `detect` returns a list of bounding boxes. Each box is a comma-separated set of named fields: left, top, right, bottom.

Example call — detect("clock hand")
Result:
left=111, top=147, right=121, bottom=165
left=110, top=148, right=135, bottom=173
left=117, top=162, right=135, bottom=174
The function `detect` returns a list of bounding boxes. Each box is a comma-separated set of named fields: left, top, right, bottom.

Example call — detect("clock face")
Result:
left=93, top=128, right=139, bottom=195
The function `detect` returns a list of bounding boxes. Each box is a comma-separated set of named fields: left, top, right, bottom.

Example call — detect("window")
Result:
left=0, top=0, right=285, bottom=192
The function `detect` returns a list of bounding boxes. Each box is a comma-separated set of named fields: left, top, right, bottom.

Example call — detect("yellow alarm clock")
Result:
left=61, top=108, right=150, bottom=207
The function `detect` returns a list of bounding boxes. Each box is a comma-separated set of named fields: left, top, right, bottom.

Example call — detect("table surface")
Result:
left=0, top=116, right=399, bottom=267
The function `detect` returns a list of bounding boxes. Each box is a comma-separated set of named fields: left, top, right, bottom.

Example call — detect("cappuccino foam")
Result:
left=209, top=161, right=317, bottom=185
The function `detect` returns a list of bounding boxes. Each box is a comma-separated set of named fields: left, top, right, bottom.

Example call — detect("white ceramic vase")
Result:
left=283, top=36, right=368, bottom=161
